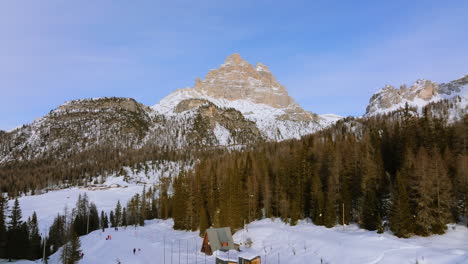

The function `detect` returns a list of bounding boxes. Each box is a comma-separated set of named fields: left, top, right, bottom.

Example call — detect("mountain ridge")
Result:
left=366, top=75, right=468, bottom=118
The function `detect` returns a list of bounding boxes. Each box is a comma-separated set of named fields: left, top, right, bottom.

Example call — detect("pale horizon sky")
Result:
left=1, top=1, right=468, bottom=131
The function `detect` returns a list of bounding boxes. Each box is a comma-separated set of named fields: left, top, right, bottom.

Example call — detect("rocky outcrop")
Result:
left=193, top=53, right=295, bottom=108
left=366, top=75, right=468, bottom=116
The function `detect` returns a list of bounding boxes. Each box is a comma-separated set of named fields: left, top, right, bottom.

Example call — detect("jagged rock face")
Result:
left=153, top=53, right=339, bottom=141
left=194, top=53, right=295, bottom=109
left=366, top=75, right=468, bottom=117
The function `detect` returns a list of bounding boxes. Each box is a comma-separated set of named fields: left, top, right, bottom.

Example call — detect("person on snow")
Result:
left=133, top=248, right=136, bottom=255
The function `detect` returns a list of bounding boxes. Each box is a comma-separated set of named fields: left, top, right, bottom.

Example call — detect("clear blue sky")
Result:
left=1, top=0, right=467, bottom=131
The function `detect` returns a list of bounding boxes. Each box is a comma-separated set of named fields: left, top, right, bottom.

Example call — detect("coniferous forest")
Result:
left=168, top=108, right=467, bottom=238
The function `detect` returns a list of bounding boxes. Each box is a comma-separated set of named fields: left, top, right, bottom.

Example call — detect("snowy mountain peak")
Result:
left=152, top=54, right=342, bottom=141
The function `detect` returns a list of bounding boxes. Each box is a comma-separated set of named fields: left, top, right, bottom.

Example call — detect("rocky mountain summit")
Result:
left=0, top=54, right=341, bottom=163
left=153, top=53, right=340, bottom=140
left=366, top=75, right=468, bottom=119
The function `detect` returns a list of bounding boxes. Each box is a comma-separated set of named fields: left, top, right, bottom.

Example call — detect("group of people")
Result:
left=133, top=248, right=141, bottom=255
left=105, top=235, right=112, bottom=240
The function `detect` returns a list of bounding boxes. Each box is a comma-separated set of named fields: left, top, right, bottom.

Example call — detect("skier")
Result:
left=133, top=248, right=136, bottom=255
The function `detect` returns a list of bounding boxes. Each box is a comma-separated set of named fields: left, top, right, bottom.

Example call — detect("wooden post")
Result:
left=342, top=203, right=345, bottom=229
left=42, top=236, right=47, bottom=263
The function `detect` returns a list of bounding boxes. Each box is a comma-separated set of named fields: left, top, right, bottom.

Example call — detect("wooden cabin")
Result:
left=201, top=227, right=238, bottom=255
left=238, top=255, right=261, bottom=264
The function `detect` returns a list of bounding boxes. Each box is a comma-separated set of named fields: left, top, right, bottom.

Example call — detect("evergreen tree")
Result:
left=0, top=194, right=7, bottom=258
left=6, top=198, right=26, bottom=259
left=114, top=201, right=122, bottom=227
left=310, top=171, right=324, bottom=225
left=61, top=230, right=82, bottom=264
left=139, top=188, right=147, bottom=226
left=389, top=172, right=413, bottom=237
left=48, top=214, right=67, bottom=253
left=121, top=208, right=127, bottom=227
left=361, top=188, right=381, bottom=231
left=109, top=210, right=115, bottom=228
left=28, top=212, right=42, bottom=259
left=88, top=203, right=100, bottom=233
left=100, top=211, right=108, bottom=231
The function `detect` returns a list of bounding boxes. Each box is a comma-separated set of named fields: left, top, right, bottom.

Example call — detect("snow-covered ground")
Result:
left=6, top=218, right=468, bottom=264
left=4, top=160, right=468, bottom=264
left=8, top=161, right=186, bottom=232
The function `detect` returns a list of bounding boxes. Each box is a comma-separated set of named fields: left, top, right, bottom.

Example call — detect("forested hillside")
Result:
left=170, top=105, right=467, bottom=237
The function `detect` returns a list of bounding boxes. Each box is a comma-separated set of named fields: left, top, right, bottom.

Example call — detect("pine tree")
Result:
left=121, top=208, right=127, bottom=227
left=389, top=172, right=413, bottom=237
left=361, top=188, right=381, bottom=231
left=139, top=187, right=147, bottom=226
left=49, top=214, right=66, bottom=253
left=61, top=230, right=82, bottom=264
left=88, top=203, right=100, bottom=233
left=0, top=194, right=7, bottom=258
left=100, top=211, right=108, bottom=231
left=6, top=198, right=25, bottom=259
left=28, top=212, right=42, bottom=259
left=310, top=171, right=324, bottom=225
left=109, top=210, right=115, bottom=228
left=115, top=201, right=122, bottom=227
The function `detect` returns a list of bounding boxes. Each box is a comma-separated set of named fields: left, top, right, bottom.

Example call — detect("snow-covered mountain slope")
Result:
left=366, top=75, right=468, bottom=119
left=153, top=53, right=341, bottom=141
left=0, top=54, right=342, bottom=163
left=0, top=97, right=155, bottom=163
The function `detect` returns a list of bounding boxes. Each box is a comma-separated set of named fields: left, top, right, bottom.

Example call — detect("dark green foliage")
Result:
left=88, top=203, right=100, bottom=233
left=0, top=194, right=7, bottom=258
left=49, top=214, right=67, bottom=253
left=100, top=211, right=109, bottom=231
left=121, top=208, right=127, bottom=227
left=28, top=212, right=43, bottom=259
left=389, top=172, right=413, bottom=237
left=61, top=230, right=82, bottom=264
left=109, top=211, right=115, bottom=228
left=114, top=201, right=122, bottom=227
left=6, top=198, right=28, bottom=260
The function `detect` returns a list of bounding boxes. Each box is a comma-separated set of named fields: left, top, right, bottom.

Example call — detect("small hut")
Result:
left=201, top=227, right=238, bottom=255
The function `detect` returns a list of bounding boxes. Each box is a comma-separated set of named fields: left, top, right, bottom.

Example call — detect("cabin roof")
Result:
left=206, top=227, right=236, bottom=252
